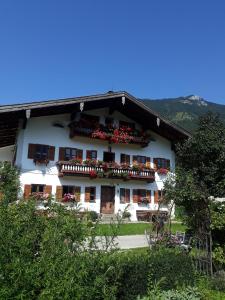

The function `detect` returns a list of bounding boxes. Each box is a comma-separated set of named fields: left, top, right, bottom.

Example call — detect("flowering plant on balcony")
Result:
left=62, top=193, right=76, bottom=202
left=92, top=129, right=107, bottom=140
left=83, top=159, right=97, bottom=167
left=89, top=170, right=97, bottom=178
left=69, top=158, right=82, bottom=164
left=157, top=168, right=169, bottom=175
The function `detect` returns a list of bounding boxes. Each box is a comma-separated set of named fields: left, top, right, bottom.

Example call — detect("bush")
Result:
left=88, top=210, right=99, bottom=222
left=140, top=286, right=202, bottom=300
left=148, top=247, right=195, bottom=290
left=211, top=270, right=225, bottom=291
left=0, top=201, right=196, bottom=299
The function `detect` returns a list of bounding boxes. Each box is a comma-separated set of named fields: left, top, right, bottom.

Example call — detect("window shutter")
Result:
left=24, top=184, right=31, bottom=199
left=146, top=157, right=151, bottom=168
left=56, top=186, right=63, bottom=201
left=44, top=185, right=52, bottom=195
left=74, top=186, right=81, bottom=201
left=77, top=149, right=83, bottom=161
left=166, top=159, right=170, bottom=169
left=126, top=189, right=130, bottom=203
left=28, top=144, right=36, bottom=159
left=154, top=190, right=159, bottom=203
left=133, top=155, right=138, bottom=165
left=153, top=158, right=158, bottom=170
left=146, top=190, right=151, bottom=203
left=133, top=189, right=138, bottom=203
left=59, top=147, right=65, bottom=161
left=85, top=187, right=90, bottom=202
left=86, top=150, right=91, bottom=160
left=48, top=146, right=55, bottom=161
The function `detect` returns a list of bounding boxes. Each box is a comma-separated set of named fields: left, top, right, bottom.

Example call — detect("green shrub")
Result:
left=88, top=210, right=99, bottom=222
left=211, top=270, right=225, bottom=291
left=139, top=286, right=201, bottom=300
left=148, top=247, right=195, bottom=290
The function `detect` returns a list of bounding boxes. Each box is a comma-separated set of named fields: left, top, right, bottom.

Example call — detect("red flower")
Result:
left=89, top=170, right=97, bottom=178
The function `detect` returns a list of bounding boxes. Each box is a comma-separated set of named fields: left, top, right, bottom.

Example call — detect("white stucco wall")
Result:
left=16, top=108, right=175, bottom=221
left=0, top=145, right=14, bottom=162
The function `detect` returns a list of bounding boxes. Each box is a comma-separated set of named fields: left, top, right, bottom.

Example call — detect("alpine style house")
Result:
left=0, top=91, right=190, bottom=221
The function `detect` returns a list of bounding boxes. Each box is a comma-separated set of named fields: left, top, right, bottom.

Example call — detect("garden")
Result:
left=0, top=113, right=225, bottom=299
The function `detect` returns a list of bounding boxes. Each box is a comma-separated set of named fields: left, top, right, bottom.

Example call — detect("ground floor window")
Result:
left=133, top=189, right=151, bottom=204
left=120, top=188, right=130, bottom=203
left=62, top=185, right=81, bottom=201
left=31, top=184, right=44, bottom=193
left=85, top=186, right=96, bottom=202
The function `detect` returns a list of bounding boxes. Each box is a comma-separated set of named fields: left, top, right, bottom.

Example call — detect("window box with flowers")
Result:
left=157, top=168, right=169, bottom=175
left=62, top=193, right=77, bottom=203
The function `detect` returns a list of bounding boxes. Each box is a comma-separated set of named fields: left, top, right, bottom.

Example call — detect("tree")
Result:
left=164, top=113, right=225, bottom=266
left=0, top=162, right=20, bottom=204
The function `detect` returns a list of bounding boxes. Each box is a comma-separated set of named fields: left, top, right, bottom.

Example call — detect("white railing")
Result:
left=58, top=163, right=155, bottom=180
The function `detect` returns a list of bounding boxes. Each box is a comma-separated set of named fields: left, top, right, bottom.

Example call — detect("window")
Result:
left=85, top=186, right=96, bottom=202
left=86, top=150, right=97, bottom=160
left=90, top=187, right=96, bottom=202
left=105, top=117, right=114, bottom=127
left=154, top=158, right=170, bottom=170
left=62, top=185, right=81, bottom=201
left=35, top=145, right=49, bottom=160
left=28, top=144, right=55, bottom=161
left=133, top=189, right=151, bottom=204
left=58, top=147, right=83, bottom=161
left=133, top=155, right=146, bottom=164
left=31, top=184, right=44, bottom=193
left=65, top=148, right=77, bottom=161
left=120, top=188, right=130, bottom=203
left=119, top=120, right=135, bottom=129
left=121, top=154, right=130, bottom=165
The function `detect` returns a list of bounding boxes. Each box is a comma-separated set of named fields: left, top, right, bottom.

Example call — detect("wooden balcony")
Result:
left=57, top=162, right=155, bottom=183
left=69, top=122, right=150, bottom=147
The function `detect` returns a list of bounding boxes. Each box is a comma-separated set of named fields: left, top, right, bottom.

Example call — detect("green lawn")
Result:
left=96, top=222, right=186, bottom=236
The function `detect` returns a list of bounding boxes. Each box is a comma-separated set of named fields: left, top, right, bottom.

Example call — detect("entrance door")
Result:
left=101, top=186, right=115, bottom=214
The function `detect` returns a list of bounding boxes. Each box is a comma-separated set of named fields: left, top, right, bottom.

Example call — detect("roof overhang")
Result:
left=0, top=91, right=191, bottom=147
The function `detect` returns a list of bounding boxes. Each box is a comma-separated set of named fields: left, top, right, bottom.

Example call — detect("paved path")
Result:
left=117, top=235, right=148, bottom=249
left=94, top=235, right=149, bottom=249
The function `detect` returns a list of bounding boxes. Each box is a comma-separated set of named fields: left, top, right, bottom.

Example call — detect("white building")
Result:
left=0, top=91, right=190, bottom=221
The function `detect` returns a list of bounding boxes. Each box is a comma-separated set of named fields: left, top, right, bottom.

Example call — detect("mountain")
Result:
left=141, top=95, right=225, bottom=132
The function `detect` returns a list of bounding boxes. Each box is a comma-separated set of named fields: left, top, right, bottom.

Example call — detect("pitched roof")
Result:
left=0, top=91, right=191, bottom=147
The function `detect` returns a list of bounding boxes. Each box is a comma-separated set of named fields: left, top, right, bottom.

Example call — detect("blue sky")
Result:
left=1, top=0, right=225, bottom=104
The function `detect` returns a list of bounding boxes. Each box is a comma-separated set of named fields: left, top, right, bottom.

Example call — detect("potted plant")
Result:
left=157, top=168, right=169, bottom=175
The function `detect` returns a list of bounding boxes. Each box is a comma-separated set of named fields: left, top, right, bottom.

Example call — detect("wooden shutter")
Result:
left=153, top=158, right=158, bottom=170
left=126, top=189, right=130, bottom=203
left=133, top=155, right=138, bottom=164
left=85, top=187, right=90, bottom=202
left=77, top=149, right=83, bottom=161
left=59, top=147, right=65, bottom=161
left=74, top=186, right=81, bottom=201
left=154, top=190, right=159, bottom=203
left=24, top=184, right=31, bottom=199
left=146, top=190, right=151, bottom=203
left=166, top=159, right=170, bottom=169
left=48, top=146, right=55, bottom=161
left=44, top=185, right=52, bottom=195
left=28, top=144, right=36, bottom=159
left=86, top=150, right=91, bottom=160
left=56, top=186, right=63, bottom=201
left=146, top=157, right=151, bottom=168
left=133, top=189, right=138, bottom=203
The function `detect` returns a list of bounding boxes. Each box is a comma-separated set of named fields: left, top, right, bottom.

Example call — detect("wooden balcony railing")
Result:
left=57, top=162, right=155, bottom=182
